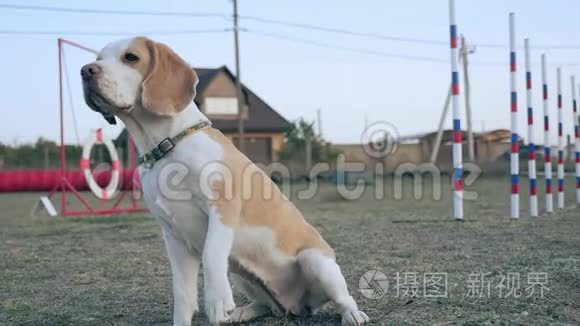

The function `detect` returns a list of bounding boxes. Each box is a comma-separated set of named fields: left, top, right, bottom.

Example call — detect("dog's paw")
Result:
left=341, top=309, right=369, bottom=326
left=205, top=298, right=235, bottom=324
left=204, top=277, right=236, bottom=324
left=172, top=306, right=198, bottom=326
left=227, top=303, right=269, bottom=324
left=205, top=289, right=236, bottom=324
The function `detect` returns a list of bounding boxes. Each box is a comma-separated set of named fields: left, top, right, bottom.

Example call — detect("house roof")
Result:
left=396, top=129, right=513, bottom=144
left=194, top=66, right=290, bottom=133
left=115, top=66, right=290, bottom=145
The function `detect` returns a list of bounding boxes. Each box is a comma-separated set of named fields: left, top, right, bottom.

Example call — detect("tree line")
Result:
left=0, top=138, right=114, bottom=169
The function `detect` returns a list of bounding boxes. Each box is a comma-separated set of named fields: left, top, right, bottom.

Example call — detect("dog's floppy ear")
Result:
left=141, top=40, right=198, bottom=116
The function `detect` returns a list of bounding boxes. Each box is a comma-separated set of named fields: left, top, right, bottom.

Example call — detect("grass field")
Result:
left=0, top=176, right=578, bottom=325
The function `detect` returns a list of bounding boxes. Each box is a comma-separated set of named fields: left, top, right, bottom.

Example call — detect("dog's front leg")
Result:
left=202, top=207, right=236, bottom=325
left=162, top=227, right=201, bottom=326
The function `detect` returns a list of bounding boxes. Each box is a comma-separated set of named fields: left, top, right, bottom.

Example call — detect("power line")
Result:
left=472, top=43, right=580, bottom=50
left=2, top=4, right=580, bottom=50
left=244, top=29, right=580, bottom=67
left=241, top=15, right=446, bottom=46
left=0, top=4, right=226, bottom=18
left=243, top=29, right=449, bottom=64
left=241, top=15, right=580, bottom=51
left=1, top=3, right=580, bottom=66
left=1, top=27, right=579, bottom=66
left=0, top=29, right=230, bottom=36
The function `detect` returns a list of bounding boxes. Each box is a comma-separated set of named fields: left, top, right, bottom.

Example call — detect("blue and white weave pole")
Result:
left=524, top=39, right=538, bottom=217
left=449, top=0, right=463, bottom=220
left=557, top=68, right=565, bottom=209
left=509, top=13, right=519, bottom=218
left=541, top=54, right=553, bottom=213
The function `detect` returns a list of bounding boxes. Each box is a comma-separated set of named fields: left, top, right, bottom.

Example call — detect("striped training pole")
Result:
left=524, top=39, right=538, bottom=217
left=509, top=13, right=519, bottom=218
left=574, top=82, right=580, bottom=205
left=449, top=0, right=463, bottom=220
left=556, top=68, right=565, bottom=209
left=541, top=54, right=553, bottom=213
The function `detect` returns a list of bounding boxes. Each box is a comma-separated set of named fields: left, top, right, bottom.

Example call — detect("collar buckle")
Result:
left=157, top=137, right=175, bottom=155
left=138, top=121, right=210, bottom=168
left=148, top=137, right=175, bottom=163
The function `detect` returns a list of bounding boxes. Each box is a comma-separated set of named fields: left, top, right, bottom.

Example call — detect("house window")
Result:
left=204, top=97, right=239, bottom=115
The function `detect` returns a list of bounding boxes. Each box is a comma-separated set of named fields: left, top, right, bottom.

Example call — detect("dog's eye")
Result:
left=124, top=53, right=139, bottom=63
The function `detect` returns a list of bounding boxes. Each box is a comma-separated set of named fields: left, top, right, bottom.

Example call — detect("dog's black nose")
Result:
left=81, top=63, right=102, bottom=79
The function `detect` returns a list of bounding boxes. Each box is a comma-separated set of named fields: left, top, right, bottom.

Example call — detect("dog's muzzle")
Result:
left=81, top=63, right=102, bottom=80
left=81, top=64, right=118, bottom=125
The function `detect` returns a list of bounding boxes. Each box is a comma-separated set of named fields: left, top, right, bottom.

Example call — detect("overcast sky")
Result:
left=1, top=0, right=580, bottom=146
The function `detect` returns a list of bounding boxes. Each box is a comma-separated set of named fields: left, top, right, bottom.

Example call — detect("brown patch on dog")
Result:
left=202, top=128, right=334, bottom=258
left=127, top=37, right=198, bottom=116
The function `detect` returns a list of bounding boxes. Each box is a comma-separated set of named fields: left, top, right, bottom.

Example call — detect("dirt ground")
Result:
left=0, top=176, right=578, bottom=326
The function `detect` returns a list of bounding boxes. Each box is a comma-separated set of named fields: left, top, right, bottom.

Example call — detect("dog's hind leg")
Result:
left=297, top=249, right=369, bottom=326
left=226, top=268, right=280, bottom=323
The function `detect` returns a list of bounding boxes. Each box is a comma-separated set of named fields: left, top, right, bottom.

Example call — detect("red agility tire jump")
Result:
left=80, top=129, right=120, bottom=200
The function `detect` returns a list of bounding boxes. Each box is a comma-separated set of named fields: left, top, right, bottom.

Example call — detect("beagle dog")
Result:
left=81, top=37, right=368, bottom=326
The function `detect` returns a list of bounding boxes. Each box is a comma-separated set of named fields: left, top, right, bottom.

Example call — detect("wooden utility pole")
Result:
left=305, top=134, right=312, bottom=171
left=233, top=0, right=245, bottom=152
left=429, top=85, right=452, bottom=163
left=317, top=108, right=323, bottom=137
left=461, top=35, right=475, bottom=162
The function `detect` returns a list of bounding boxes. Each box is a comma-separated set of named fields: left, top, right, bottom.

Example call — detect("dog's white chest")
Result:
left=138, top=131, right=224, bottom=253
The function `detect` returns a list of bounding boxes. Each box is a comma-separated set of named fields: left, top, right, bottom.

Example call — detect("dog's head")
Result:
left=81, top=37, right=198, bottom=124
